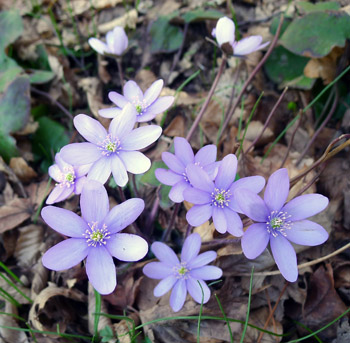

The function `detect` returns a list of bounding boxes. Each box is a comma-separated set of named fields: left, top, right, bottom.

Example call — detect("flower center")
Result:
left=131, top=96, right=148, bottom=115
left=211, top=188, right=230, bottom=208
left=83, top=222, right=111, bottom=247
left=98, top=134, right=121, bottom=156
left=266, top=211, right=292, bottom=237
left=57, top=166, right=75, bottom=188
left=173, top=262, right=190, bottom=279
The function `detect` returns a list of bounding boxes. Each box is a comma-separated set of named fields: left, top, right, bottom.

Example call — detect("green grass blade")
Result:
left=197, top=281, right=205, bottom=343
left=215, top=294, right=234, bottom=342
left=0, top=273, right=32, bottom=304
left=293, top=320, right=323, bottom=343
left=0, top=262, right=24, bottom=286
left=92, top=288, right=101, bottom=342
left=0, top=288, right=21, bottom=307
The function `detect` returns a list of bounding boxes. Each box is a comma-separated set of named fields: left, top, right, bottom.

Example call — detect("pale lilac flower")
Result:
left=155, top=137, right=220, bottom=203
left=88, top=26, right=128, bottom=56
left=143, top=233, right=222, bottom=312
left=41, top=180, right=147, bottom=294
left=60, top=104, right=162, bottom=187
left=212, top=16, right=269, bottom=56
left=235, top=168, right=329, bottom=282
left=98, top=79, right=174, bottom=122
left=184, top=154, right=265, bottom=236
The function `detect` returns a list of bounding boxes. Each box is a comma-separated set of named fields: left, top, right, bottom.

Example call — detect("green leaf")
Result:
left=0, top=66, right=23, bottom=92
left=0, top=10, right=23, bottom=53
left=280, top=11, right=350, bottom=58
left=265, top=46, right=314, bottom=89
left=27, top=69, right=55, bottom=84
left=140, top=161, right=167, bottom=186
left=159, top=185, right=172, bottom=210
left=182, top=9, right=223, bottom=23
left=297, top=1, right=340, bottom=13
left=150, top=16, right=183, bottom=53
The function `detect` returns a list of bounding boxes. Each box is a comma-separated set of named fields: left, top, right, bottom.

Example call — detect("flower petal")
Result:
left=143, top=262, right=173, bottom=279
left=234, top=36, right=264, bottom=55
left=188, top=251, right=217, bottom=269
left=86, top=246, right=116, bottom=294
left=74, top=176, right=86, bottom=194
left=186, top=278, right=210, bottom=304
left=241, top=223, right=270, bottom=259
left=181, top=233, right=201, bottom=263
left=215, top=17, right=235, bottom=47
left=42, top=238, right=88, bottom=271
left=170, top=279, right=187, bottom=312
left=119, top=151, right=151, bottom=174
left=224, top=208, right=243, bottom=237
left=74, top=114, right=107, bottom=144
left=109, top=26, right=128, bottom=55
left=190, top=266, right=222, bottom=281
left=88, top=38, right=108, bottom=54
left=162, top=152, right=185, bottom=174
left=109, top=103, right=137, bottom=139
left=111, top=155, right=128, bottom=187
left=270, top=235, right=298, bottom=282
left=106, top=233, right=148, bottom=261
left=174, top=137, right=194, bottom=167
left=186, top=204, right=213, bottom=227
left=194, top=145, right=217, bottom=165
left=169, top=180, right=190, bottom=203
left=87, top=158, right=112, bottom=184
left=123, top=80, right=143, bottom=102
left=212, top=207, right=227, bottom=233
left=183, top=187, right=211, bottom=205
left=80, top=179, right=109, bottom=223
left=98, top=107, right=122, bottom=118
left=215, top=154, right=237, bottom=190
left=281, top=194, right=329, bottom=221
left=186, top=164, right=215, bottom=193
left=143, top=79, right=163, bottom=105
left=286, top=220, right=328, bottom=246
left=104, top=198, right=144, bottom=234
left=108, top=91, right=128, bottom=108
left=46, top=186, right=73, bottom=205
left=264, top=168, right=289, bottom=212
left=155, top=168, right=183, bottom=186
left=122, top=125, right=162, bottom=150
left=151, top=242, right=179, bottom=266
left=48, top=164, right=62, bottom=182
left=61, top=143, right=101, bottom=165
left=154, top=275, right=177, bottom=297
left=41, top=206, right=88, bottom=237
left=234, top=189, right=269, bottom=222
left=143, top=96, right=174, bottom=118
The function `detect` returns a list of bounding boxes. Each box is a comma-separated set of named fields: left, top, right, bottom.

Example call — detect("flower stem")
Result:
left=116, top=57, right=124, bottom=87
left=161, top=203, right=180, bottom=242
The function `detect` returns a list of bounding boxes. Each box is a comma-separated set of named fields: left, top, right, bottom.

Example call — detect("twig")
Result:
left=218, top=15, right=284, bottom=140
left=116, top=57, right=124, bottom=87
left=144, top=190, right=160, bottom=237
left=264, top=288, right=278, bottom=343
left=246, top=87, right=288, bottom=153
left=161, top=203, right=181, bottom=242
left=31, top=87, right=73, bottom=120
left=131, top=174, right=139, bottom=198
left=118, top=186, right=127, bottom=202
left=0, top=159, right=27, bottom=198
left=296, top=87, right=339, bottom=166
left=185, top=224, right=193, bottom=239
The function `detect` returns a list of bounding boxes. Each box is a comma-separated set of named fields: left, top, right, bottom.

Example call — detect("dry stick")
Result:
left=218, top=15, right=284, bottom=140
left=296, top=87, right=339, bottom=166
left=280, top=109, right=303, bottom=168
left=161, top=203, right=181, bottom=242
left=246, top=87, right=288, bottom=154
left=257, top=282, right=289, bottom=343
left=186, top=53, right=228, bottom=141
left=144, top=193, right=160, bottom=237
left=314, top=87, right=335, bottom=129
left=31, top=87, right=73, bottom=120
left=290, top=134, right=350, bottom=187
left=264, top=288, right=278, bottom=343
left=131, top=174, right=140, bottom=198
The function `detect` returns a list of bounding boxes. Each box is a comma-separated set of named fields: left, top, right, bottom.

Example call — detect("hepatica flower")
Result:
left=235, top=168, right=329, bottom=282
left=184, top=154, right=265, bottom=236
left=155, top=137, right=220, bottom=203
left=60, top=104, right=162, bottom=186
left=98, top=79, right=174, bottom=122
left=41, top=180, right=148, bottom=294
left=143, top=233, right=222, bottom=312
left=46, top=152, right=91, bottom=204
left=88, top=26, right=128, bottom=56
left=212, top=16, right=269, bottom=56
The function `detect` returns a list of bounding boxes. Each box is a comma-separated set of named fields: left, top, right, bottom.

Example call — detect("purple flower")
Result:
left=88, top=26, right=128, bottom=56
left=98, top=79, right=174, bottom=122
left=60, top=104, right=162, bottom=187
left=212, top=17, right=269, bottom=56
left=235, top=168, right=329, bottom=282
left=41, top=180, right=147, bottom=294
left=183, top=154, right=265, bottom=237
left=155, top=137, right=220, bottom=203
left=46, top=152, right=91, bottom=204
left=143, top=233, right=222, bottom=312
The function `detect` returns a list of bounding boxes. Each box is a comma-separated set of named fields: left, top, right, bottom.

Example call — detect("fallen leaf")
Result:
left=163, top=116, right=186, bottom=137
left=98, top=9, right=138, bottom=33
left=9, top=157, right=37, bottom=182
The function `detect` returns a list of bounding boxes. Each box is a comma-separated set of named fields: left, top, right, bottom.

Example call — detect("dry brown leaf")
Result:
left=31, top=259, right=49, bottom=299
left=193, top=221, right=216, bottom=242
left=217, top=242, right=242, bottom=257
left=245, top=120, right=274, bottom=147
left=0, top=272, right=31, bottom=305
left=0, top=197, right=32, bottom=233
left=98, top=9, right=138, bottom=33
left=163, top=116, right=186, bottom=137
left=78, top=77, right=105, bottom=118
left=26, top=180, right=53, bottom=209
left=29, top=284, right=87, bottom=335
left=0, top=301, right=29, bottom=343
left=14, top=224, right=44, bottom=268
left=113, top=313, right=140, bottom=343
left=9, top=157, right=37, bottom=183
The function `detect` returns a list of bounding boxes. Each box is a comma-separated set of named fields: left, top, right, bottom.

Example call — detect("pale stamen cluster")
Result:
left=57, top=166, right=76, bottom=188
left=131, top=96, right=148, bottom=115
left=83, top=221, right=111, bottom=247
left=266, top=211, right=292, bottom=237
left=173, top=262, right=190, bottom=279
left=211, top=188, right=231, bottom=208
left=98, top=134, right=121, bottom=156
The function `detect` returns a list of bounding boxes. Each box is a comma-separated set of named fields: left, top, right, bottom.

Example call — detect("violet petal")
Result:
left=215, top=154, right=237, bottom=190
left=144, top=96, right=174, bottom=116
left=190, top=266, right=222, bottom=280
left=170, top=279, right=187, bottom=312
left=151, top=242, right=179, bottom=266
left=108, top=91, right=128, bottom=108
left=286, top=220, right=328, bottom=246
left=241, top=223, right=270, bottom=259
left=74, top=114, right=107, bottom=144
left=61, top=143, right=101, bottom=165
left=122, top=125, right=162, bottom=150
left=234, top=36, right=263, bottom=55
left=87, top=158, right=112, bottom=184
left=186, top=204, right=213, bottom=227
left=194, top=145, right=217, bottom=165
left=183, top=187, right=211, bottom=205
left=154, top=275, right=177, bottom=297
left=143, top=262, right=173, bottom=279
left=169, top=180, right=190, bottom=203
left=174, top=137, right=194, bottom=167
left=186, top=278, right=210, bottom=304
left=162, top=152, right=185, bottom=174
left=264, top=168, right=289, bottom=212
left=123, top=80, right=143, bottom=102
left=181, top=233, right=201, bottom=263
left=111, top=155, right=128, bottom=187
left=88, top=38, right=108, bottom=54
left=186, top=164, right=215, bottom=193
left=212, top=207, right=227, bottom=233
left=224, top=208, right=244, bottom=237
left=155, top=168, right=183, bottom=186
left=188, top=251, right=217, bottom=269
left=143, top=79, right=163, bottom=105
left=109, top=103, right=137, bottom=139
left=98, top=107, right=122, bottom=118
left=119, top=151, right=151, bottom=174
